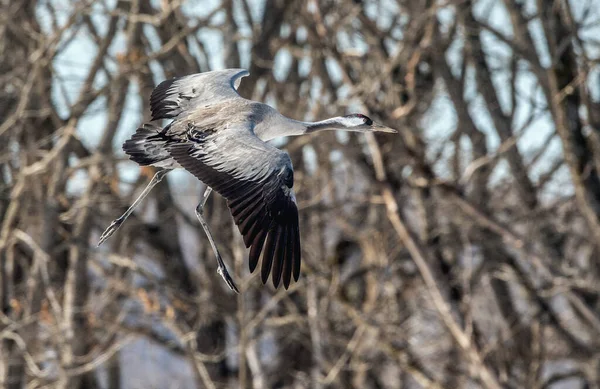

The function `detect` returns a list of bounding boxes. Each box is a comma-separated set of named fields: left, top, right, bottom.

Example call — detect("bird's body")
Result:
left=99, top=68, right=396, bottom=291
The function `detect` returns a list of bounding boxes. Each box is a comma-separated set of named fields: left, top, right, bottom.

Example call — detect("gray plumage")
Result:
left=102, top=68, right=396, bottom=291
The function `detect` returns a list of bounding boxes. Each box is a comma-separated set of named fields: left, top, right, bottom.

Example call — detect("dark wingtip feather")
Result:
left=232, top=198, right=263, bottom=235
left=236, top=205, right=264, bottom=247
left=228, top=189, right=261, bottom=212
left=282, top=226, right=293, bottom=289
left=261, top=227, right=279, bottom=285
left=271, top=226, right=287, bottom=288
left=243, top=213, right=267, bottom=250
left=149, top=77, right=178, bottom=120
left=249, top=228, right=268, bottom=273
left=122, top=124, right=172, bottom=166
left=292, top=223, right=301, bottom=282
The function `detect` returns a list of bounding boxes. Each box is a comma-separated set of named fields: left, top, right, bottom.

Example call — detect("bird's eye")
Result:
left=356, top=114, right=371, bottom=124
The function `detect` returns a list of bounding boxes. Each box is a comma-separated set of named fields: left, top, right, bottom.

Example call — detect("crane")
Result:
left=98, top=69, right=396, bottom=292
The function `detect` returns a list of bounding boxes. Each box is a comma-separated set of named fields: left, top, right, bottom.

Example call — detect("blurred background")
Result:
left=2, top=0, right=600, bottom=388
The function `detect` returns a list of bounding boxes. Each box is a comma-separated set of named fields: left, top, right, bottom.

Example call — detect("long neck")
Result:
left=257, top=117, right=345, bottom=140
left=301, top=117, right=349, bottom=132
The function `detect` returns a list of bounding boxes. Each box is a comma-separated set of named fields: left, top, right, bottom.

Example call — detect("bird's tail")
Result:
left=122, top=123, right=173, bottom=167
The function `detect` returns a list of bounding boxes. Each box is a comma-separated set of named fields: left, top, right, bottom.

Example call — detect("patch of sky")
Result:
left=36, top=0, right=91, bottom=34
left=231, top=0, right=253, bottom=62
left=511, top=77, right=560, bottom=184
left=530, top=136, right=564, bottom=179
left=280, top=23, right=292, bottom=39
left=114, top=82, right=143, bottom=148
left=481, top=34, right=513, bottom=113
left=421, top=89, right=457, bottom=179
left=74, top=101, right=107, bottom=149
left=334, top=29, right=351, bottom=55
left=486, top=158, right=511, bottom=187
left=335, top=131, right=350, bottom=145
left=527, top=18, right=551, bottom=68
left=143, top=24, right=162, bottom=53
left=302, top=144, right=318, bottom=176
left=384, top=34, right=400, bottom=58
left=426, top=44, right=563, bottom=186
left=236, top=38, right=253, bottom=69
left=329, top=149, right=343, bottom=166
left=296, top=25, right=308, bottom=42
left=201, top=28, right=227, bottom=70
left=117, top=162, right=143, bottom=192
left=325, top=58, right=343, bottom=85
left=459, top=131, right=474, bottom=169
left=308, top=76, right=323, bottom=114
left=540, top=165, right=574, bottom=202
left=479, top=34, right=513, bottom=68
left=570, top=0, right=600, bottom=58
left=335, top=84, right=352, bottom=105
left=581, top=32, right=600, bottom=63
left=244, top=0, right=265, bottom=23
left=517, top=0, right=536, bottom=15
left=445, top=31, right=465, bottom=79
left=474, top=0, right=514, bottom=37
left=148, top=59, right=167, bottom=85
left=65, top=156, right=90, bottom=195
left=337, top=29, right=368, bottom=57
left=51, top=78, right=73, bottom=119
left=273, top=49, right=292, bottom=82
left=209, top=5, right=227, bottom=25
left=468, top=94, right=501, bottom=150
left=35, top=2, right=54, bottom=35
left=263, top=81, right=278, bottom=109
left=168, top=169, right=202, bottom=197
left=363, top=0, right=399, bottom=30
left=254, top=76, right=268, bottom=100
left=177, top=3, right=226, bottom=69
left=423, top=89, right=457, bottom=142
left=437, top=4, right=456, bottom=35
left=345, top=98, right=370, bottom=118
left=185, top=32, right=209, bottom=71
left=512, top=67, right=545, bottom=121
left=181, top=0, right=221, bottom=18
left=589, top=66, right=600, bottom=102
left=53, top=32, right=98, bottom=106
left=482, top=58, right=564, bottom=189
left=298, top=56, right=313, bottom=79
left=90, top=2, right=114, bottom=36
left=572, top=1, right=600, bottom=97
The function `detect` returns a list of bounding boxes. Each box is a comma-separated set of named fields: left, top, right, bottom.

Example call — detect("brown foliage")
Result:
left=1, top=0, right=600, bottom=388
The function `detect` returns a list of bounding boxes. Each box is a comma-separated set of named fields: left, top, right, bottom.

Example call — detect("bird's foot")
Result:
left=217, top=266, right=240, bottom=294
left=97, top=218, right=123, bottom=246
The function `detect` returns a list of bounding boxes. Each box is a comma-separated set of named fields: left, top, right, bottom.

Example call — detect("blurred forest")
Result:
left=2, top=0, right=600, bottom=388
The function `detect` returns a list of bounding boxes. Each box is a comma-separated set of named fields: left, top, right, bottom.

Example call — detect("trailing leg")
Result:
left=195, top=187, right=239, bottom=293
left=98, top=169, right=171, bottom=246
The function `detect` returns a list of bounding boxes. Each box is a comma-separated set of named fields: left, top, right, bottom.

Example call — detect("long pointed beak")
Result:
left=373, top=123, right=398, bottom=133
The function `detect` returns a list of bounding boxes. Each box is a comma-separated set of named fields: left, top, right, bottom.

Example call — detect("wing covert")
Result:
left=167, top=125, right=301, bottom=289
left=150, top=69, right=249, bottom=121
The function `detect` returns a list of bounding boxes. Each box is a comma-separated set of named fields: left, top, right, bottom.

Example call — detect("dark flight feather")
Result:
left=166, top=126, right=301, bottom=289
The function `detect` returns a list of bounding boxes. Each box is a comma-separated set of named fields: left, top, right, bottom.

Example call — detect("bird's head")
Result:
left=299, top=113, right=398, bottom=136
left=338, top=114, right=397, bottom=133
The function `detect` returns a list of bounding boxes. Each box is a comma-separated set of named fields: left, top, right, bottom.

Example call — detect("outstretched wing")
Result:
left=150, top=69, right=249, bottom=121
left=167, top=125, right=301, bottom=289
